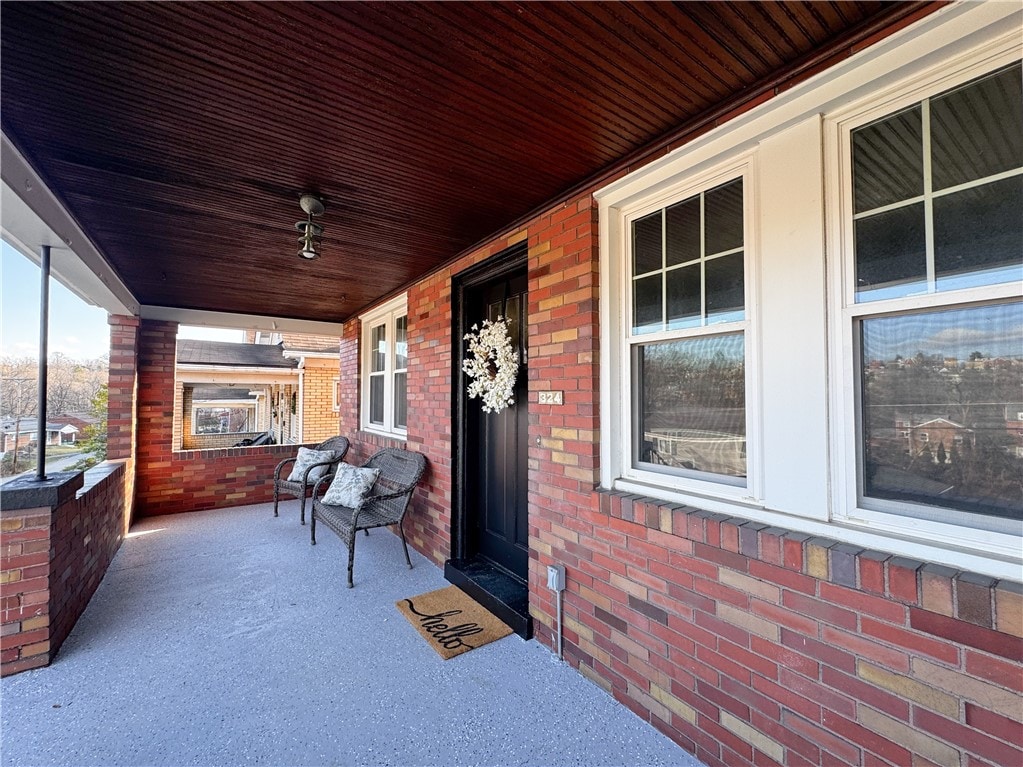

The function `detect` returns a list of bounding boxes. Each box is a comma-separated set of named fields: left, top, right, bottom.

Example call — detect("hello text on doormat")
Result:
left=396, top=585, right=513, bottom=659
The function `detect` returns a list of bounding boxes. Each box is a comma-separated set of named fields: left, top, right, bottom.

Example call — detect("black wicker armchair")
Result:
left=272, top=436, right=350, bottom=524
left=310, top=448, right=427, bottom=588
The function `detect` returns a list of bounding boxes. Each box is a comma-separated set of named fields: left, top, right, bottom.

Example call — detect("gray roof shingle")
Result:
left=176, top=340, right=297, bottom=369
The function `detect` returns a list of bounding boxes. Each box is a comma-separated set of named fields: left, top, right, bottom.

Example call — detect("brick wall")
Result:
left=331, top=189, right=1023, bottom=765
left=1, top=462, right=127, bottom=676
left=1, top=504, right=52, bottom=675
left=49, top=463, right=128, bottom=659
left=299, top=361, right=339, bottom=443
left=132, top=320, right=329, bottom=517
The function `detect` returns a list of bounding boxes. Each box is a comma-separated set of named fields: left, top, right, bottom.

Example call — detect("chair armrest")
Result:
left=301, top=459, right=340, bottom=486
left=274, top=456, right=297, bottom=482
left=311, top=473, right=336, bottom=500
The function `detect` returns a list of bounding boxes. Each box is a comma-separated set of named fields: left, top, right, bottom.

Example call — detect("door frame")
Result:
left=451, top=242, right=528, bottom=563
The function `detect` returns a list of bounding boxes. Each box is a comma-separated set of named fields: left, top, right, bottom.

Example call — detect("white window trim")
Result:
left=611, top=155, right=762, bottom=505
left=359, top=294, right=408, bottom=438
left=596, top=3, right=1022, bottom=579
left=825, top=33, right=1022, bottom=563
left=331, top=376, right=341, bottom=412
left=190, top=401, right=257, bottom=436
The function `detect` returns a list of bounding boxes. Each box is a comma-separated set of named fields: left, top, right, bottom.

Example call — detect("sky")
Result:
left=1, top=241, right=240, bottom=360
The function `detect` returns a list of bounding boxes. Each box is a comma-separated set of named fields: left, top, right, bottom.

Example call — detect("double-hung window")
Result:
left=360, top=295, right=408, bottom=437
left=832, top=59, right=1022, bottom=541
left=619, top=161, right=754, bottom=499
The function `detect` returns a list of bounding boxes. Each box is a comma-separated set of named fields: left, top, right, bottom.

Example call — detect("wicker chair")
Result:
left=310, top=448, right=427, bottom=588
left=272, top=436, right=350, bottom=524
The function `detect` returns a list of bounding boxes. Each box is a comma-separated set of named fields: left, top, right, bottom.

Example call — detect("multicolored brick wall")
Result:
left=48, top=463, right=128, bottom=661
left=133, top=319, right=336, bottom=517
left=300, top=360, right=340, bottom=443
left=332, top=189, right=1023, bottom=765
left=1, top=462, right=127, bottom=676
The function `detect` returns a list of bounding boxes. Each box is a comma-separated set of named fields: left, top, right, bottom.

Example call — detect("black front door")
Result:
left=463, top=270, right=529, bottom=578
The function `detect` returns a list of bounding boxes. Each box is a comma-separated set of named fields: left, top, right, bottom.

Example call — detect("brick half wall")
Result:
left=132, top=319, right=337, bottom=517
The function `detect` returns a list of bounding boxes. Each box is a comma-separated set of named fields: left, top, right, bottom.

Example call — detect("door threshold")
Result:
left=444, top=557, right=532, bottom=640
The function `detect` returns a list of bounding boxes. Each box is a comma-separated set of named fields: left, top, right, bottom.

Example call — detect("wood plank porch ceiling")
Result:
left=1, top=1, right=932, bottom=325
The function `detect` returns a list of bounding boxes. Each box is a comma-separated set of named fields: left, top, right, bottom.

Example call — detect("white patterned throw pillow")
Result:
left=322, top=463, right=381, bottom=508
left=286, top=447, right=337, bottom=483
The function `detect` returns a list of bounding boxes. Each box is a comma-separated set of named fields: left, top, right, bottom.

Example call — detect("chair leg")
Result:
left=299, top=493, right=307, bottom=525
left=399, top=522, right=413, bottom=570
left=310, top=513, right=316, bottom=545
left=273, top=484, right=279, bottom=517
left=346, top=532, right=356, bottom=588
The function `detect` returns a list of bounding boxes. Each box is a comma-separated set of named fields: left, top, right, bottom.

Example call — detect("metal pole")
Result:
left=35, top=245, right=50, bottom=481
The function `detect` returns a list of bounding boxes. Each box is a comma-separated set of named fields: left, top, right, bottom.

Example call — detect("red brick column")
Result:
left=107, top=315, right=139, bottom=461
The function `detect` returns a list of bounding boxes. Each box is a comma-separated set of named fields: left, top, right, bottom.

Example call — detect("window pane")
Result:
left=632, top=211, right=662, bottom=275
left=852, top=106, right=923, bottom=213
left=633, top=274, right=662, bottom=334
left=860, top=302, right=1023, bottom=520
left=931, top=64, right=1023, bottom=191
left=854, top=202, right=927, bottom=301
left=193, top=407, right=250, bottom=435
left=666, top=265, right=701, bottom=330
left=934, top=176, right=1023, bottom=292
left=705, top=179, right=743, bottom=255
left=503, top=294, right=520, bottom=350
left=665, top=196, right=700, bottom=267
left=635, top=333, right=746, bottom=480
left=369, top=374, right=384, bottom=425
left=395, top=315, right=408, bottom=370
left=393, top=371, right=407, bottom=429
left=705, top=252, right=745, bottom=323
left=371, top=324, right=387, bottom=373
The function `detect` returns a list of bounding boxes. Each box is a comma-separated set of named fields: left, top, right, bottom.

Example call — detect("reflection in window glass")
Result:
left=852, top=63, right=1022, bottom=303
left=635, top=333, right=746, bottom=481
left=394, top=372, right=407, bottom=429
left=665, top=198, right=700, bottom=267
left=395, top=315, right=408, bottom=369
left=369, top=376, right=384, bottom=426
left=860, top=302, right=1023, bottom=519
left=852, top=106, right=923, bottom=213
left=631, top=178, right=745, bottom=334
left=705, top=180, right=744, bottom=255
left=193, top=407, right=251, bottom=435
left=633, top=275, right=662, bottom=334
left=933, top=176, right=1023, bottom=291
left=930, top=65, right=1023, bottom=191
left=633, top=211, right=662, bottom=275
left=705, top=252, right=745, bottom=323
left=854, top=203, right=927, bottom=301
left=666, top=266, right=700, bottom=330
left=371, top=324, right=387, bottom=373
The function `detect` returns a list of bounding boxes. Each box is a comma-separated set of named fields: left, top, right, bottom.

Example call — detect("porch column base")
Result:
left=1, top=471, right=84, bottom=677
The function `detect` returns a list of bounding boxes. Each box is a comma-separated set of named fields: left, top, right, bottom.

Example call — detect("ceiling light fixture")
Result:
left=296, top=194, right=325, bottom=260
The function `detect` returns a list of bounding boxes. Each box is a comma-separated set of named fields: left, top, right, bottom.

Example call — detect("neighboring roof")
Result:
left=191, top=387, right=261, bottom=402
left=177, top=340, right=297, bottom=369
left=279, top=333, right=339, bottom=354
left=0, top=419, right=70, bottom=433
left=50, top=413, right=99, bottom=430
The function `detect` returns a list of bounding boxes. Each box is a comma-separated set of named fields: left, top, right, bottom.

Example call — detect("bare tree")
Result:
left=1, top=356, right=38, bottom=474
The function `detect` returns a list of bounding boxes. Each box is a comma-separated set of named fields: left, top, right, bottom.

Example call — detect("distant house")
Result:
left=1006, top=405, right=1023, bottom=458
left=894, top=414, right=976, bottom=460
left=174, top=334, right=340, bottom=450
left=0, top=418, right=82, bottom=451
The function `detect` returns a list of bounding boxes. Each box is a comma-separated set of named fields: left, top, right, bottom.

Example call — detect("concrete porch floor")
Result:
left=1, top=501, right=702, bottom=767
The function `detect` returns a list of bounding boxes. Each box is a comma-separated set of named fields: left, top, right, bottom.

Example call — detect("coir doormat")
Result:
left=396, top=585, right=513, bottom=659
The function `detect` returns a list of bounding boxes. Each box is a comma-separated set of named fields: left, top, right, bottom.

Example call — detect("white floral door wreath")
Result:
left=462, top=316, right=520, bottom=414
